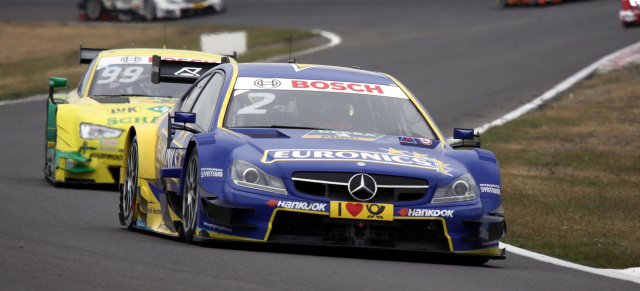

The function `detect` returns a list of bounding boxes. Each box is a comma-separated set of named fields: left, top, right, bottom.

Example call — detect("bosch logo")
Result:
left=348, top=174, right=377, bottom=201
left=254, top=79, right=281, bottom=88
left=121, top=56, right=142, bottom=63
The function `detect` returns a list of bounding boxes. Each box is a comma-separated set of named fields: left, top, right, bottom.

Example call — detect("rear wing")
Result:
left=78, top=44, right=106, bottom=65
left=150, top=55, right=232, bottom=84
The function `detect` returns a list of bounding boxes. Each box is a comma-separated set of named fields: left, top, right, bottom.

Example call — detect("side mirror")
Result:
left=451, top=128, right=481, bottom=149
left=48, top=77, right=68, bottom=105
left=175, top=112, right=196, bottom=123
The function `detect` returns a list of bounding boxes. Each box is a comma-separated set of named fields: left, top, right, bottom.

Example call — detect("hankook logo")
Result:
left=348, top=174, right=377, bottom=201
left=254, top=79, right=281, bottom=88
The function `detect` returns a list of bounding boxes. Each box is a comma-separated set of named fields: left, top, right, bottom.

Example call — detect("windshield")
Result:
left=87, top=56, right=190, bottom=98
left=224, top=80, right=436, bottom=139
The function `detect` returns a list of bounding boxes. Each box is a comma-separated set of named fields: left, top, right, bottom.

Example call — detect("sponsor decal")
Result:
left=148, top=56, right=220, bottom=64
left=107, top=116, right=158, bottom=126
left=201, top=168, right=223, bottom=178
left=174, top=67, right=202, bottom=77
left=98, top=146, right=117, bottom=152
left=303, top=130, right=383, bottom=141
left=398, top=136, right=439, bottom=148
left=147, top=105, right=172, bottom=114
left=262, top=148, right=452, bottom=175
left=136, top=220, right=147, bottom=227
left=254, top=79, right=281, bottom=88
left=330, top=201, right=394, bottom=221
left=139, top=100, right=176, bottom=104
left=266, top=200, right=327, bottom=212
left=146, top=206, right=162, bottom=215
left=479, top=184, right=501, bottom=195
left=121, top=56, right=142, bottom=63
left=99, top=139, right=119, bottom=146
left=110, top=107, right=140, bottom=114
left=90, top=153, right=123, bottom=161
left=234, top=77, right=408, bottom=98
left=396, top=208, right=454, bottom=218
left=204, top=221, right=232, bottom=233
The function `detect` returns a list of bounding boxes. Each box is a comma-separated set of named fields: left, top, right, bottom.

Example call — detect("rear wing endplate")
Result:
left=78, top=44, right=106, bottom=65
left=151, top=55, right=231, bottom=84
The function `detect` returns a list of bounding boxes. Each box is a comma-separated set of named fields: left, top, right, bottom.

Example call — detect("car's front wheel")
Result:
left=182, top=148, right=200, bottom=243
left=44, top=146, right=58, bottom=186
left=119, top=136, right=139, bottom=229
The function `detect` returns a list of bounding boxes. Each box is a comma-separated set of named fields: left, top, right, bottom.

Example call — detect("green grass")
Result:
left=483, top=64, right=640, bottom=269
left=0, top=23, right=317, bottom=100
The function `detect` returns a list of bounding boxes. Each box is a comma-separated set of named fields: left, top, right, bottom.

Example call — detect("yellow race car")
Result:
left=45, top=47, right=234, bottom=185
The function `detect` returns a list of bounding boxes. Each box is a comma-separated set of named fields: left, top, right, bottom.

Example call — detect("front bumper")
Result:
left=193, top=182, right=506, bottom=258
left=54, top=147, right=123, bottom=184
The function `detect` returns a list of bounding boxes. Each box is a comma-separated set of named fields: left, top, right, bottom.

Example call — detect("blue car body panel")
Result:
left=120, top=62, right=506, bottom=260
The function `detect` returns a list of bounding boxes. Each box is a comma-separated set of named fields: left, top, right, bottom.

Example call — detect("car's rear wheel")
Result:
left=85, top=0, right=103, bottom=20
left=119, top=136, right=139, bottom=229
left=182, top=148, right=200, bottom=243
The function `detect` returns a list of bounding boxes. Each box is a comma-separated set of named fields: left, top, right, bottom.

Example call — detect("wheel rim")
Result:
left=122, top=140, right=138, bottom=224
left=86, top=0, right=101, bottom=20
left=183, top=154, right=199, bottom=234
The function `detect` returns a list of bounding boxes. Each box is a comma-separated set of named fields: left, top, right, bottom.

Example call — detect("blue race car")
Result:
left=118, top=58, right=506, bottom=263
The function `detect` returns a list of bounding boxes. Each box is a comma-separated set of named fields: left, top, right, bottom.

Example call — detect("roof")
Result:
left=97, top=48, right=227, bottom=61
left=235, top=63, right=393, bottom=85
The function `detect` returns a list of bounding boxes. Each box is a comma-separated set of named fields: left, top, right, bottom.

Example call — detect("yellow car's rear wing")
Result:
left=78, top=44, right=106, bottom=64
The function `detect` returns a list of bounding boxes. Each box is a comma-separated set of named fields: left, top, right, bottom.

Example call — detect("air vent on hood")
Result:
left=230, top=128, right=290, bottom=138
left=91, top=97, right=130, bottom=103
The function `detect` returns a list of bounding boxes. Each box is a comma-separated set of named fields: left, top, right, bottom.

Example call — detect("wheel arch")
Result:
left=121, top=123, right=159, bottom=185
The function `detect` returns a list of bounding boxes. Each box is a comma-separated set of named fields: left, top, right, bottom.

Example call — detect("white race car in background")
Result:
left=78, top=0, right=226, bottom=21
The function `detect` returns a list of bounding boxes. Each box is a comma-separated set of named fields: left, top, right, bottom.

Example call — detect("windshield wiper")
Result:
left=229, top=125, right=329, bottom=130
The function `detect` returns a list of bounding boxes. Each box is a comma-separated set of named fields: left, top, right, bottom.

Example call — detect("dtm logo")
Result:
left=266, top=200, right=327, bottom=211
left=397, top=208, right=454, bottom=217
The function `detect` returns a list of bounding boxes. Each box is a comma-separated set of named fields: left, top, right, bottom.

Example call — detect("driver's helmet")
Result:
left=320, top=102, right=355, bottom=130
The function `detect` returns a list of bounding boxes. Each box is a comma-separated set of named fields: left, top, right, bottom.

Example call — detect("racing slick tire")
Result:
left=44, top=145, right=58, bottom=186
left=182, top=148, right=200, bottom=243
left=119, top=136, right=139, bottom=229
left=84, top=0, right=103, bottom=21
left=142, top=0, right=156, bottom=21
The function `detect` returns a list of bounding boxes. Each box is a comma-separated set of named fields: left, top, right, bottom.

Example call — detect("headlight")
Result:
left=230, top=160, right=287, bottom=195
left=79, top=123, right=124, bottom=139
left=431, top=173, right=478, bottom=203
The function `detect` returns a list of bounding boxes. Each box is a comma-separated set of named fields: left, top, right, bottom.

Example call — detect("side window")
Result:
left=77, top=58, right=97, bottom=97
left=192, top=72, right=225, bottom=131
left=180, top=74, right=212, bottom=112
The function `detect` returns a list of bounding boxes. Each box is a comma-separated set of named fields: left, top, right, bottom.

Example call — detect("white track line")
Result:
left=259, top=29, right=342, bottom=62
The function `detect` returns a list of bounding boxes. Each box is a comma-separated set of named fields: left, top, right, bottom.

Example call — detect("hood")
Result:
left=228, top=128, right=465, bottom=184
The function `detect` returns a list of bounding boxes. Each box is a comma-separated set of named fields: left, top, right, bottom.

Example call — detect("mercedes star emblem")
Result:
left=348, top=173, right=377, bottom=201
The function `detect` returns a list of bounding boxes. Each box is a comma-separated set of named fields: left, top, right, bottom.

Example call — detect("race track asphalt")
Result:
left=1, top=0, right=639, bottom=290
